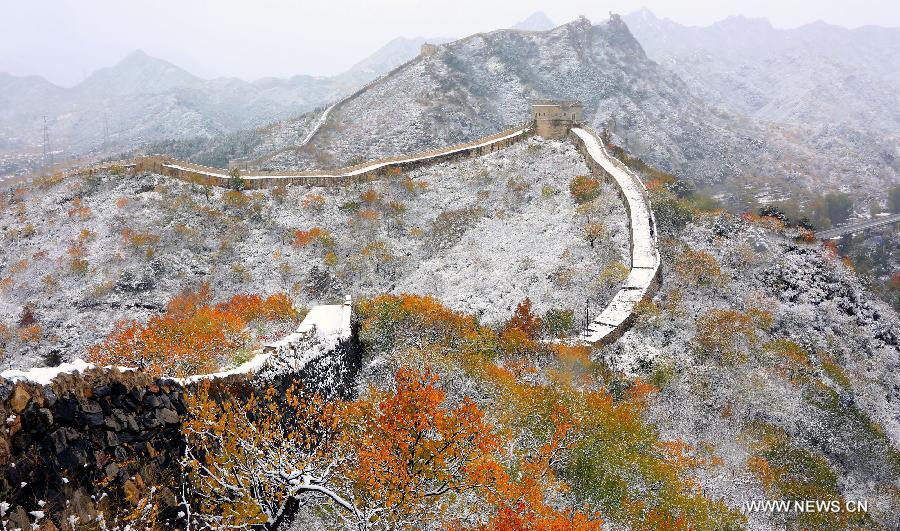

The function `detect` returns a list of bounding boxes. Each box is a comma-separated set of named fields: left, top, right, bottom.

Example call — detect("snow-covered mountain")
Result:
left=0, top=39, right=446, bottom=174
left=622, top=8, right=900, bottom=134
left=223, top=14, right=894, bottom=204
left=252, top=16, right=764, bottom=184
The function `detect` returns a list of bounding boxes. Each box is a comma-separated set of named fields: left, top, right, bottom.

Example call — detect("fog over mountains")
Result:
left=2, top=9, right=898, bottom=206
left=0, top=36, right=453, bottom=170
left=623, top=8, right=900, bottom=134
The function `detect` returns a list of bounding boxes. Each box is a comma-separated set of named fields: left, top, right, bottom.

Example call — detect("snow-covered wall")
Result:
left=123, top=123, right=532, bottom=190
left=569, top=126, right=662, bottom=345
left=2, top=299, right=355, bottom=387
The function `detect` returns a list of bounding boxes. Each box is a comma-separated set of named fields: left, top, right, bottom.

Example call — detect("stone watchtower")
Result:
left=420, top=43, right=439, bottom=57
left=532, top=100, right=583, bottom=139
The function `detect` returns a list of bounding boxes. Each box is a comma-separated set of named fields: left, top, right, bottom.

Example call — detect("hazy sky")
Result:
left=2, top=0, right=898, bottom=86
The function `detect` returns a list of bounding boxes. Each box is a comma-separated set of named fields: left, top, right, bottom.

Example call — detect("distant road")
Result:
left=817, top=213, right=900, bottom=239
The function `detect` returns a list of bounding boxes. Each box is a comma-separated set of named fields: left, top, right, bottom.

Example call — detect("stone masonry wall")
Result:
left=0, top=328, right=362, bottom=529
left=0, top=368, right=188, bottom=529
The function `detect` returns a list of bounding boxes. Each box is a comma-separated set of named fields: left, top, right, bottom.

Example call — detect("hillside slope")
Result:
left=0, top=39, right=447, bottom=176
left=0, top=138, right=627, bottom=369
left=263, top=16, right=762, bottom=186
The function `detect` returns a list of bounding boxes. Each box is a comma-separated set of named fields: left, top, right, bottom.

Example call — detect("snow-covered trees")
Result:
left=87, top=284, right=299, bottom=376
left=183, top=384, right=345, bottom=528
left=178, top=362, right=611, bottom=530
left=352, top=294, right=744, bottom=529
left=693, top=308, right=769, bottom=363
left=337, top=368, right=504, bottom=528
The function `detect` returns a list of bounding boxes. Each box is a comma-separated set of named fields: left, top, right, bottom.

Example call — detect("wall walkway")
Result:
left=816, top=212, right=900, bottom=240
left=570, top=126, right=662, bottom=346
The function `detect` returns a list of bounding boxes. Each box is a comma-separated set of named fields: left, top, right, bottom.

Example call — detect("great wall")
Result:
left=0, top=101, right=661, bottom=526
left=89, top=102, right=661, bottom=348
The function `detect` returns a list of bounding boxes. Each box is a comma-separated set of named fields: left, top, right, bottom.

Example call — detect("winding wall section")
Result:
left=130, top=123, right=531, bottom=189
left=82, top=122, right=661, bottom=347
left=251, top=52, right=430, bottom=168
left=570, top=126, right=662, bottom=346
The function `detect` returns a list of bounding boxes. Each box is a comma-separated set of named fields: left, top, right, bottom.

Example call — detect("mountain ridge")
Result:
left=248, top=15, right=767, bottom=186
left=0, top=37, right=450, bottom=174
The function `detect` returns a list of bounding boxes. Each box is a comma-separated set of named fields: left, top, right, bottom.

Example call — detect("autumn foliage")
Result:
left=183, top=383, right=341, bottom=528
left=341, top=368, right=505, bottom=526
left=184, top=364, right=604, bottom=530
left=569, top=175, right=602, bottom=204
left=292, top=226, right=333, bottom=248
left=123, top=294, right=745, bottom=528
left=88, top=284, right=298, bottom=377
left=674, top=248, right=722, bottom=286
left=353, top=294, right=745, bottom=529
left=694, top=308, right=770, bottom=362
left=504, top=297, right=542, bottom=340
left=301, top=193, right=326, bottom=210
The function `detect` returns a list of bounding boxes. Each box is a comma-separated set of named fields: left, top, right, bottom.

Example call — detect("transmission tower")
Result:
left=103, top=112, right=109, bottom=148
left=42, top=115, right=53, bottom=169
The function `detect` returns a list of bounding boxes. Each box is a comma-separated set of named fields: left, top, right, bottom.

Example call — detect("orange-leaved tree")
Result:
left=88, top=284, right=298, bottom=377
left=183, top=383, right=345, bottom=529
left=694, top=308, right=768, bottom=362
left=337, top=367, right=505, bottom=527
left=181, top=366, right=603, bottom=530
left=500, top=298, right=543, bottom=356
left=350, top=294, right=743, bottom=529
left=569, top=175, right=601, bottom=204
left=504, top=298, right=543, bottom=341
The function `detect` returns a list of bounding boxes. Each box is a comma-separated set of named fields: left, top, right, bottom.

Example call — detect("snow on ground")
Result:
left=601, top=213, right=900, bottom=526
left=0, top=137, right=628, bottom=369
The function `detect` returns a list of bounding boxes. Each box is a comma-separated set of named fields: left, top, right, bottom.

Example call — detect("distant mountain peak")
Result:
left=636, top=6, right=658, bottom=20
left=76, top=49, right=198, bottom=96
left=512, top=11, right=555, bottom=31
left=112, top=49, right=176, bottom=70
